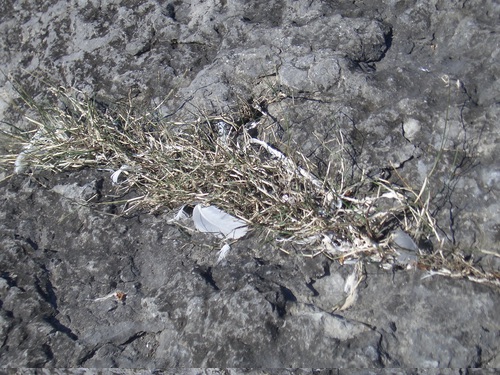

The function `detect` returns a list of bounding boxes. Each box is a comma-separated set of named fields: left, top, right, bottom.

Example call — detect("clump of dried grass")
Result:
left=1, top=86, right=498, bottom=287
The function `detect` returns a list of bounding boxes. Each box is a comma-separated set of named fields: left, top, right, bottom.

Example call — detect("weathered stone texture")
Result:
left=0, top=0, right=499, bottom=368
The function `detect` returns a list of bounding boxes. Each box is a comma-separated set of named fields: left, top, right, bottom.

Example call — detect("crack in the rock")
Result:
left=305, top=279, right=319, bottom=297
left=193, top=266, right=219, bottom=291
left=77, top=345, right=99, bottom=366
left=34, top=272, right=58, bottom=310
left=119, top=331, right=147, bottom=346
left=44, top=316, right=79, bottom=341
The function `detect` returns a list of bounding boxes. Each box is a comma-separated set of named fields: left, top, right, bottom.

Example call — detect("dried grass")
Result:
left=1, top=85, right=498, bottom=287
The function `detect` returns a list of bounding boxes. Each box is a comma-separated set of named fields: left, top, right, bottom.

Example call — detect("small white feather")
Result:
left=216, top=243, right=231, bottom=264
left=14, top=151, right=28, bottom=174
left=110, top=169, right=122, bottom=184
left=333, top=263, right=363, bottom=312
left=110, top=165, right=131, bottom=185
left=344, top=268, right=358, bottom=294
left=173, top=205, right=191, bottom=221
left=166, top=205, right=192, bottom=224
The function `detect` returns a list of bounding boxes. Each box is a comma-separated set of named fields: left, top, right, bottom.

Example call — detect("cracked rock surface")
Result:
left=0, top=0, right=499, bottom=368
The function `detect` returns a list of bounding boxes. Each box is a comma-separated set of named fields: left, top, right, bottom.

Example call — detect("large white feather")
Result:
left=192, top=204, right=248, bottom=240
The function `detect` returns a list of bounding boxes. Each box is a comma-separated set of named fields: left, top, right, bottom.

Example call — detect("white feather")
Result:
left=173, top=205, right=191, bottom=221
left=216, top=243, right=231, bottom=264
left=110, top=169, right=122, bottom=184
left=192, top=204, right=248, bottom=240
left=14, top=151, right=28, bottom=174
left=110, top=165, right=131, bottom=185
left=343, top=268, right=358, bottom=294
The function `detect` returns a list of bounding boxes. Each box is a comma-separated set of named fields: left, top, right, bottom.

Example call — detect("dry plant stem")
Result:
left=2, top=86, right=498, bottom=287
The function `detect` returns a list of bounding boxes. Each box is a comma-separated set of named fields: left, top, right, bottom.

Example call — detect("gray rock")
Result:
left=344, top=265, right=500, bottom=368
left=1, top=170, right=499, bottom=367
left=0, top=0, right=499, bottom=369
